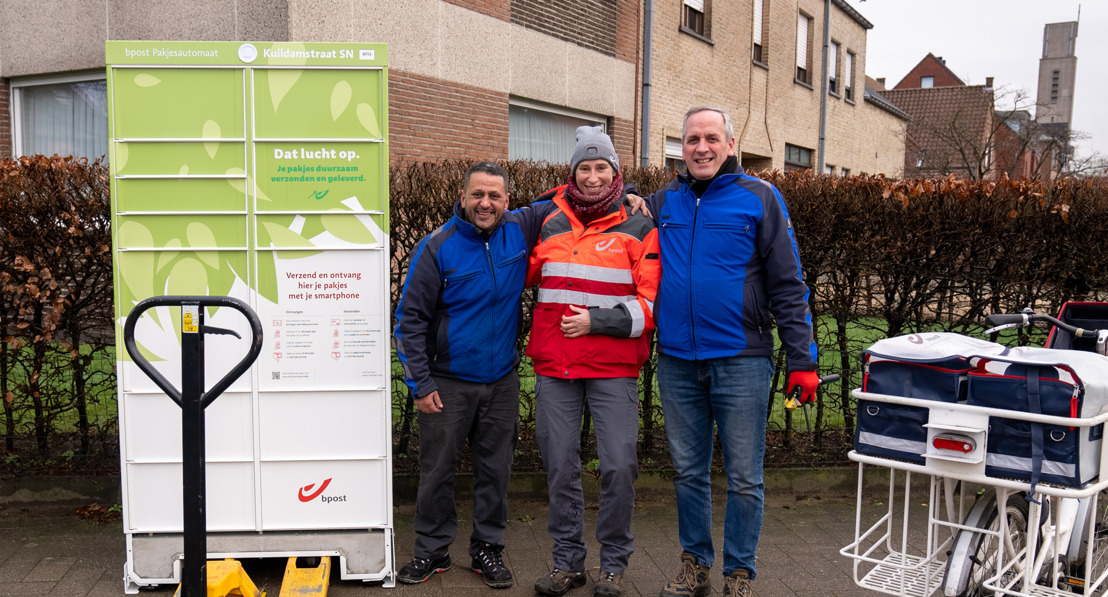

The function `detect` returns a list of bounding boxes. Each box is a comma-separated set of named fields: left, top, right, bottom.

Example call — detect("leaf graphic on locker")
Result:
left=115, top=143, right=129, bottom=170
left=119, top=219, right=153, bottom=249
left=134, top=73, right=161, bottom=87
left=178, top=164, right=189, bottom=175
left=256, top=252, right=278, bottom=303
left=118, top=220, right=155, bottom=297
left=356, top=103, right=382, bottom=138
left=267, top=69, right=302, bottom=113
left=260, top=222, right=316, bottom=248
left=167, top=257, right=207, bottom=296
left=166, top=258, right=207, bottom=338
left=321, top=212, right=376, bottom=245
left=331, top=81, right=352, bottom=121
left=227, top=168, right=246, bottom=195
left=186, top=223, right=220, bottom=268
left=202, top=120, right=221, bottom=159
left=156, top=238, right=182, bottom=272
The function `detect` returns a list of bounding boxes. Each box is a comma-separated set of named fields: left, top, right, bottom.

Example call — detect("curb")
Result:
left=0, top=465, right=917, bottom=506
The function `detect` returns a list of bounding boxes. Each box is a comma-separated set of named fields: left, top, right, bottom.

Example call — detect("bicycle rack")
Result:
left=123, top=296, right=264, bottom=597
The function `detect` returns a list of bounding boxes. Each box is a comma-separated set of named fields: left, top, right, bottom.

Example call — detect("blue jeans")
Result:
left=657, top=353, right=774, bottom=578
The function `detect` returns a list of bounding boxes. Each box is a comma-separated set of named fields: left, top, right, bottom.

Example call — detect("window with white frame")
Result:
left=829, top=41, right=840, bottom=95
left=845, top=51, right=855, bottom=101
left=683, top=0, right=708, bottom=38
left=796, top=12, right=812, bottom=85
left=920, top=76, right=934, bottom=88
left=508, top=99, right=607, bottom=164
left=664, top=137, right=686, bottom=175
left=752, top=0, right=767, bottom=63
left=12, top=72, right=108, bottom=160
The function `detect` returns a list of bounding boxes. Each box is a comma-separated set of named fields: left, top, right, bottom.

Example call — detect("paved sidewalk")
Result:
left=0, top=477, right=908, bottom=596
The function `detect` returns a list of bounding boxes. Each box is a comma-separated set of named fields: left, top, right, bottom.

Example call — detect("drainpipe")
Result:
left=640, top=0, right=653, bottom=167
left=817, top=0, right=830, bottom=173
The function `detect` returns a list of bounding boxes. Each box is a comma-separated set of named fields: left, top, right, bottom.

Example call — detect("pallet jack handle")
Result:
left=123, top=296, right=264, bottom=597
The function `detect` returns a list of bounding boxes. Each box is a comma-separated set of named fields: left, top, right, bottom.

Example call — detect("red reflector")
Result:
left=933, top=435, right=975, bottom=453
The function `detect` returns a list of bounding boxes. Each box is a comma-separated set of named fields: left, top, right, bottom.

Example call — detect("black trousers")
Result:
left=413, top=370, right=520, bottom=559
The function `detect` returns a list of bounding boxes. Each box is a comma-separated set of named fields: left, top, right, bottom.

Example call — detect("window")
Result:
left=683, top=0, right=706, bottom=37
left=508, top=99, right=606, bottom=163
left=752, top=0, right=767, bottom=64
left=841, top=167, right=851, bottom=177
left=845, top=51, right=855, bottom=101
left=785, top=143, right=812, bottom=171
left=12, top=73, right=108, bottom=160
left=920, top=76, right=934, bottom=88
left=824, top=163, right=834, bottom=175
left=828, top=41, right=840, bottom=95
left=1051, top=70, right=1060, bottom=101
left=796, top=13, right=812, bottom=85
left=665, top=137, right=686, bottom=176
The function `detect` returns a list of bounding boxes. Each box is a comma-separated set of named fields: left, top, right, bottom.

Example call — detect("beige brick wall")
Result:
left=648, top=0, right=904, bottom=176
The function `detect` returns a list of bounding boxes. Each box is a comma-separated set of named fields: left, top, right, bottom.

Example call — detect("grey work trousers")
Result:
left=413, top=371, right=520, bottom=559
left=535, top=375, right=639, bottom=573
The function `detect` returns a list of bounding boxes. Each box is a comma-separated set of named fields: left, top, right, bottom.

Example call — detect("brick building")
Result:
left=1, top=0, right=908, bottom=176
left=644, top=0, right=907, bottom=176
left=892, top=53, right=965, bottom=90
left=0, top=0, right=639, bottom=168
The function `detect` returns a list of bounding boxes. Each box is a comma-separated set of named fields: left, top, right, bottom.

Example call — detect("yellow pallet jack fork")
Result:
left=172, top=559, right=261, bottom=597
left=279, top=556, right=331, bottom=597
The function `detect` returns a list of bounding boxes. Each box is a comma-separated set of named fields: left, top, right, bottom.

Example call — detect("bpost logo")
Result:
left=297, top=478, right=347, bottom=504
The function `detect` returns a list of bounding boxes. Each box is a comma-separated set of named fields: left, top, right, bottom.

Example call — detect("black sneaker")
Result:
left=397, top=553, right=451, bottom=584
left=471, top=543, right=514, bottom=588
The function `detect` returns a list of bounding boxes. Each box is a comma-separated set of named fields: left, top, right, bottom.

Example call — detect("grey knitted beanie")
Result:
left=570, top=125, right=619, bottom=172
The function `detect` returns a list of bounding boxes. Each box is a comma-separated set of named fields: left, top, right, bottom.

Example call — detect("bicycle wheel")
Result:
left=1066, top=490, right=1108, bottom=593
left=942, top=489, right=1030, bottom=597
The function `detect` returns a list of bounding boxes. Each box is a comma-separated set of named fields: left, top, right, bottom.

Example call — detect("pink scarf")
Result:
left=565, top=169, right=624, bottom=224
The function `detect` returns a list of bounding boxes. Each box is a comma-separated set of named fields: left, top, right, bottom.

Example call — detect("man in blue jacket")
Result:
left=393, top=162, right=540, bottom=589
left=643, top=107, right=820, bottom=597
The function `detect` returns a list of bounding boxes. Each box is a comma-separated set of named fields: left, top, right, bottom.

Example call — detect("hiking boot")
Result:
left=723, top=570, right=756, bottom=597
left=397, top=553, right=451, bottom=584
left=535, top=568, right=587, bottom=596
left=471, top=543, right=514, bottom=588
left=594, top=570, right=623, bottom=597
left=658, top=553, right=711, bottom=597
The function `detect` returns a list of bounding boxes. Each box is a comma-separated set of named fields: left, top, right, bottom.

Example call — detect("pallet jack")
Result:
left=124, top=296, right=332, bottom=597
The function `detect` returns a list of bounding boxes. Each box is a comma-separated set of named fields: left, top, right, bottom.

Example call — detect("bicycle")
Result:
left=943, top=306, right=1108, bottom=596
left=841, top=302, right=1108, bottom=597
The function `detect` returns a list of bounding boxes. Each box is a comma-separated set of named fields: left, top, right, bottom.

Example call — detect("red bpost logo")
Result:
left=298, top=478, right=333, bottom=502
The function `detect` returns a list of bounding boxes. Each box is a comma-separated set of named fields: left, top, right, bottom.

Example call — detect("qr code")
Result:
left=271, top=372, right=280, bottom=380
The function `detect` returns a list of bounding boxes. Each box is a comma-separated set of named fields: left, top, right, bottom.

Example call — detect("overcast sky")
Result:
left=854, top=0, right=1104, bottom=160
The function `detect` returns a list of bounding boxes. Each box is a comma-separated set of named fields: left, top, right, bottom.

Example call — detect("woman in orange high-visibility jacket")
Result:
left=529, top=126, right=660, bottom=597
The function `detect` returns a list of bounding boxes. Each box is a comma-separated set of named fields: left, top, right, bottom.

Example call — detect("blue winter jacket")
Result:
left=393, top=202, right=542, bottom=397
left=644, top=161, right=818, bottom=371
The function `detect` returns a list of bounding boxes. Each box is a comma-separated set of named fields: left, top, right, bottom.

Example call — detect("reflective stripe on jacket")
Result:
left=525, top=186, right=661, bottom=379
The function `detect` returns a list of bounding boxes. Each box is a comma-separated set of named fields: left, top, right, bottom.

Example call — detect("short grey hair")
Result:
left=682, top=106, right=734, bottom=143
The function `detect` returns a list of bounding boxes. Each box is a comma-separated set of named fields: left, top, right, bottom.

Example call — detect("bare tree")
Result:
left=892, top=85, right=1079, bottom=181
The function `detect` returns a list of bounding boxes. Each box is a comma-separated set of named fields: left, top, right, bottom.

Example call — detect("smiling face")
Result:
left=682, top=109, right=736, bottom=180
left=461, top=171, right=509, bottom=232
left=574, top=159, right=615, bottom=196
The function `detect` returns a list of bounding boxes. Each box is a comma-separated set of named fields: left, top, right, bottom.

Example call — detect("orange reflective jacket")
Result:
left=526, top=186, right=661, bottom=379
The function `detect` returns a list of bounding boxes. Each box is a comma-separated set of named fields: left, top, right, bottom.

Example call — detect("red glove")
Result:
left=787, top=370, right=820, bottom=405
